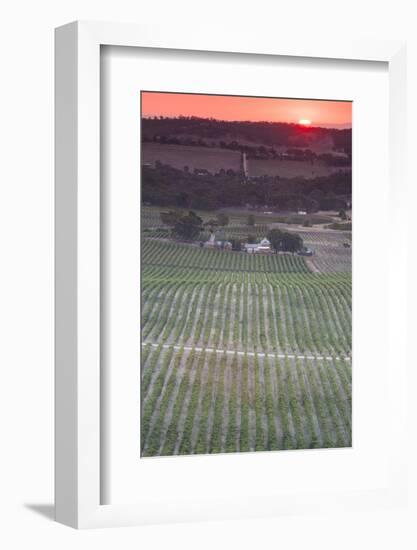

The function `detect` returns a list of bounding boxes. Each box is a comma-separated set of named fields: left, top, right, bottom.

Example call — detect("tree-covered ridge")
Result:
left=142, top=116, right=352, bottom=158
left=142, top=163, right=351, bottom=212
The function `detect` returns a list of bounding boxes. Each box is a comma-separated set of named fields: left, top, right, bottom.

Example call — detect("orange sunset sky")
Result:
left=141, top=92, right=352, bottom=129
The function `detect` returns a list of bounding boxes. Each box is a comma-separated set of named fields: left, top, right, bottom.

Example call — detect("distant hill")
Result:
left=141, top=116, right=352, bottom=158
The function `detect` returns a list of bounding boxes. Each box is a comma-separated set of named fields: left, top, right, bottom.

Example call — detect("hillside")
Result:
left=142, top=142, right=241, bottom=173
left=141, top=116, right=351, bottom=179
left=142, top=116, right=352, bottom=157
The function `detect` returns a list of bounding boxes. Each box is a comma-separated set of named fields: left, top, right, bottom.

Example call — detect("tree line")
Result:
left=142, top=116, right=352, bottom=157
left=142, top=163, right=351, bottom=212
left=158, top=209, right=304, bottom=253
left=144, top=134, right=350, bottom=165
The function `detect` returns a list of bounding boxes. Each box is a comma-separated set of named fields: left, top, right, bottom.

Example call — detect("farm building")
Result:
left=194, top=168, right=210, bottom=176
left=204, top=232, right=232, bottom=250
left=244, top=238, right=272, bottom=254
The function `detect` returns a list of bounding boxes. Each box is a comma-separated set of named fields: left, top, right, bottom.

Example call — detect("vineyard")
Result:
left=143, top=227, right=352, bottom=274
left=141, top=346, right=351, bottom=457
left=142, top=239, right=310, bottom=274
left=299, top=230, right=352, bottom=273
left=141, top=231, right=352, bottom=456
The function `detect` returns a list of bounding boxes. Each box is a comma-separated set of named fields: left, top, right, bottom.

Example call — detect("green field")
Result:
left=141, top=205, right=336, bottom=229
left=246, top=158, right=350, bottom=179
left=141, top=142, right=351, bottom=179
left=142, top=239, right=310, bottom=274
left=141, top=347, right=351, bottom=457
left=141, top=233, right=352, bottom=457
left=142, top=142, right=241, bottom=174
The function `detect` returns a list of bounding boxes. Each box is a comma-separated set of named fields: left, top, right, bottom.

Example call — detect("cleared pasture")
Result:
left=142, top=143, right=351, bottom=179
left=142, top=142, right=241, bottom=173
left=142, top=205, right=336, bottom=229
left=247, top=158, right=351, bottom=179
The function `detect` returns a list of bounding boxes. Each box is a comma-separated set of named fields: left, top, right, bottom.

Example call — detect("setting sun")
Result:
left=298, top=118, right=312, bottom=126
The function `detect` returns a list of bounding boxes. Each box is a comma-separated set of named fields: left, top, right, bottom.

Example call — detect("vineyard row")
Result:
left=142, top=268, right=351, bottom=357
left=141, top=345, right=352, bottom=457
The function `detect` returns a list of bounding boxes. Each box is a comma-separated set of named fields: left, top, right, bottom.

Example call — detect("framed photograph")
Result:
left=139, top=91, right=353, bottom=461
left=55, top=21, right=408, bottom=528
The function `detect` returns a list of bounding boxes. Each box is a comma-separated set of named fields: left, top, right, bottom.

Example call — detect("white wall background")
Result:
left=0, top=0, right=416, bottom=547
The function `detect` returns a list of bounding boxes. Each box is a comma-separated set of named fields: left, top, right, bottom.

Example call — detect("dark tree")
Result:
left=216, top=213, right=229, bottom=226
left=173, top=211, right=203, bottom=240
left=204, top=218, right=219, bottom=230
left=230, top=238, right=243, bottom=251
left=267, top=228, right=303, bottom=253
left=160, top=210, right=181, bottom=226
left=281, top=232, right=303, bottom=253
left=267, top=229, right=284, bottom=253
left=247, top=214, right=255, bottom=226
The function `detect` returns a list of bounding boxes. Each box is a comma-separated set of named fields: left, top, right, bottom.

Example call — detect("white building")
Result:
left=204, top=232, right=232, bottom=250
left=244, top=238, right=271, bottom=254
left=204, top=232, right=216, bottom=248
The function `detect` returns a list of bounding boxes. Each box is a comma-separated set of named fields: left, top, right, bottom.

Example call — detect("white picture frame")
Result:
left=55, top=20, right=407, bottom=529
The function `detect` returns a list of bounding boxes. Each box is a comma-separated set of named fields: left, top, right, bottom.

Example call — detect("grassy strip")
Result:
left=160, top=349, right=196, bottom=456
left=239, top=353, right=250, bottom=452
left=263, top=354, right=279, bottom=450
left=143, top=282, right=180, bottom=340
left=143, top=347, right=184, bottom=457
left=275, top=355, right=294, bottom=450
left=335, top=359, right=352, bottom=394
left=250, top=281, right=258, bottom=351
left=232, top=283, right=241, bottom=349
left=141, top=346, right=175, bottom=452
left=141, top=342, right=152, bottom=368
left=317, top=359, right=350, bottom=447
left=257, top=281, right=267, bottom=350
left=193, top=283, right=215, bottom=344
left=303, top=359, right=334, bottom=448
left=180, top=284, right=203, bottom=345
left=271, top=283, right=286, bottom=352
left=202, top=285, right=220, bottom=347
left=242, top=279, right=249, bottom=350
left=159, top=284, right=188, bottom=342
left=141, top=344, right=163, bottom=396
left=225, top=353, right=238, bottom=453
left=194, top=351, right=217, bottom=454
left=254, top=353, right=266, bottom=451
left=295, top=358, right=320, bottom=448
left=171, top=283, right=200, bottom=344
left=178, top=350, right=206, bottom=455
left=221, top=283, right=233, bottom=349
left=209, top=352, right=227, bottom=454
left=284, top=356, right=306, bottom=449
left=213, top=282, right=227, bottom=349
